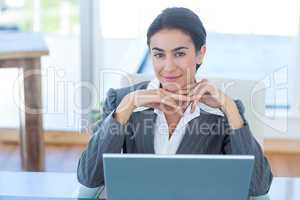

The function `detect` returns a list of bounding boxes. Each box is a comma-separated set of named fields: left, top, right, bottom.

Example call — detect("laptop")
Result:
left=103, top=154, right=254, bottom=200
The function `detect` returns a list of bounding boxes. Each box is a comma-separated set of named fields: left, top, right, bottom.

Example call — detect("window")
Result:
left=0, top=0, right=79, bottom=34
left=0, top=0, right=81, bottom=131
left=100, top=0, right=298, bottom=38
left=98, top=0, right=299, bottom=114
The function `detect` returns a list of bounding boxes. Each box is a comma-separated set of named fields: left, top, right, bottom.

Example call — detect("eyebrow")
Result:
left=151, top=46, right=189, bottom=52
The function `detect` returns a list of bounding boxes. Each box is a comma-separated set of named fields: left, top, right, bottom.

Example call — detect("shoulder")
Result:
left=233, top=99, right=245, bottom=115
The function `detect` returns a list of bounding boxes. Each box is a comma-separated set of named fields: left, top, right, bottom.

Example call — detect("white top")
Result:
left=133, top=78, right=224, bottom=155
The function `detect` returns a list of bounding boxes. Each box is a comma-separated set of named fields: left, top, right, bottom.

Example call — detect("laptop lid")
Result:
left=103, top=154, right=254, bottom=200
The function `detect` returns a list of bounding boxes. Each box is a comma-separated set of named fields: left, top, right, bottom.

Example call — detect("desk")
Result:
left=0, top=32, right=49, bottom=171
left=0, top=172, right=299, bottom=200
left=0, top=197, right=92, bottom=200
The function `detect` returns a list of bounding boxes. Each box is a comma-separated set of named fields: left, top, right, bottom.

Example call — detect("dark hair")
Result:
left=147, top=7, right=207, bottom=70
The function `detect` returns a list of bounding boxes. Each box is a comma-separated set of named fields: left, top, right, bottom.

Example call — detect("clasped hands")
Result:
left=116, top=79, right=244, bottom=129
left=129, top=79, right=232, bottom=116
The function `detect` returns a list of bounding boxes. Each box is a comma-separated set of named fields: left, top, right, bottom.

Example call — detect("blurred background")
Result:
left=0, top=0, right=300, bottom=176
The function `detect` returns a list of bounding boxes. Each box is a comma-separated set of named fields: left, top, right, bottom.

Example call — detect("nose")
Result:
left=164, top=56, right=176, bottom=71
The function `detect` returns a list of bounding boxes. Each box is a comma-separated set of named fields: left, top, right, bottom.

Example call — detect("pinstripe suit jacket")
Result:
left=77, top=81, right=273, bottom=196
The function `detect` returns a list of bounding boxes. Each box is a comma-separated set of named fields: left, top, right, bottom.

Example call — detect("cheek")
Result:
left=152, top=59, right=163, bottom=73
left=177, top=60, right=197, bottom=80
left=177, top=58, right=196, bottom=72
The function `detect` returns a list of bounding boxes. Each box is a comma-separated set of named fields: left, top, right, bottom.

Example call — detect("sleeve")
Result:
left=77, top=88, right=130, bottom=188
left=222, top=100, right=273, bottom=196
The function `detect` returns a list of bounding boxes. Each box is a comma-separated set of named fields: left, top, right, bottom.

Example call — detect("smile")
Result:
left=162, top=75, right=181, bottom=81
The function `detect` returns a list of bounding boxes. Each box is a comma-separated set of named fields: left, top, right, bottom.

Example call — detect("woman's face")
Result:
left=149, top=28, right=206, bottom=92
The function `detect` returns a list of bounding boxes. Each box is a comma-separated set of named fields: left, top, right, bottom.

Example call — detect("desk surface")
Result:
left=0, top=172, right=299, bottom=200
left=0, top=32, right=49, bottom=60
left=0, top=196, right=92, bottom=200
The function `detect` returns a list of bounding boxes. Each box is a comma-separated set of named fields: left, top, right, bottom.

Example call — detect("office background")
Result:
left=0, top=0, right=299, bottom=176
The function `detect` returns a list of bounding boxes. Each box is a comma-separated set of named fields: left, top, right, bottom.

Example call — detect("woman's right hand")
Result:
left=114, top=88, right=192, bottom=124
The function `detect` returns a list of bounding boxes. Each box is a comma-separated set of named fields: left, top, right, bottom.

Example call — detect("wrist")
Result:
left=220, top=95, right=235, bottom=114
left=114, top=93, right=136, bottom=124
left=125, top=92, right=138, bottom=111
left=220, top=96, right=244, bottom=129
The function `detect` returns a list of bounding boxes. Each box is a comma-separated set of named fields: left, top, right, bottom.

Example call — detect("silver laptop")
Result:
left=103, top=154, right=254, bottom=200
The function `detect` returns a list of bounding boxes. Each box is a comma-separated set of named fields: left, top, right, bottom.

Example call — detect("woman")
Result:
left=77, top=7, right=273, bottom=196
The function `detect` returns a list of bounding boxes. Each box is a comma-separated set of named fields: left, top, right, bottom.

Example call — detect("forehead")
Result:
left=149, top=29, right=194, bottom=50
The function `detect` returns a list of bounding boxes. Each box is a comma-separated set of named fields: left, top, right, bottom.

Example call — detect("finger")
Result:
left=191, top=84, right=212, bottom=100
left=160, top=98, right=183, bottom=114
left=191, top=101, right=194, bottom=113
left=145, top=103, right=160, bottom=109
left=199, top=78, right=208, bottom=83
left=190, top=101, right=194, bottom=113
left=176, top=83, right=199, bottom=95
left=161, top=103, right=183, bottom=115
left=140, top=91, right=174, bottom=108
left=181, top=79, right=207, bottom=90
left=181, top=82, right=198, bottom=90
left=162, top=89, right=194, bottom=102
left=188, top=83, right=205, bottom=97
left=176, top=89, right=191, bottom=95
left=187, top=81, right=207, bottom=97
left=191, top=100, right=197, bottom=113
left=165, top=97, right=184, bottom=115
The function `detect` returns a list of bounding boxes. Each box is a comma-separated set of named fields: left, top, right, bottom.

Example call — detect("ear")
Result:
left=196, top=45, right=206, bottom=65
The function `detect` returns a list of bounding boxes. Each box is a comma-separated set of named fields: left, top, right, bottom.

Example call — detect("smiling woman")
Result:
left=149, top=29, right=203, bottom=92
left=77, top=7, right=273, bottom=197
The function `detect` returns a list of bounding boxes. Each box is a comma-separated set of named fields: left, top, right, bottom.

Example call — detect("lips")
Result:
left=162, top=75, right=181, bottom=81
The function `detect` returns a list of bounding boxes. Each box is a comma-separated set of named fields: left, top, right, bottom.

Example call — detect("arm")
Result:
left=77, top=84, right=199, bottom=187
left=183, top=79, right=273, bottom=196
left=222, top=100, right=273, bottom=196
left=77, top=88, right=132, bottom=188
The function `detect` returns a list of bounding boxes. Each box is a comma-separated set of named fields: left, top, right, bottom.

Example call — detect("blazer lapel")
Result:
left=176, top=118, right=199, bottom=154
left=133, top=108, right=156, bottom=153
left=176, top=110, right=208, bottom=154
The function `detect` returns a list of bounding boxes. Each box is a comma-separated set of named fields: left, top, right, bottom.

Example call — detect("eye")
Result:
left=175, top=52, right=186, bottom=57
left=153, top=53, right=164, bottom=58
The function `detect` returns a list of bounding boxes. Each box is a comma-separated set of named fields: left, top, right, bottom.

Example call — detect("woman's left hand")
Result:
left=178, top=79, right=244, bottom=129
left=179, top=79, right=232, bottom=113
